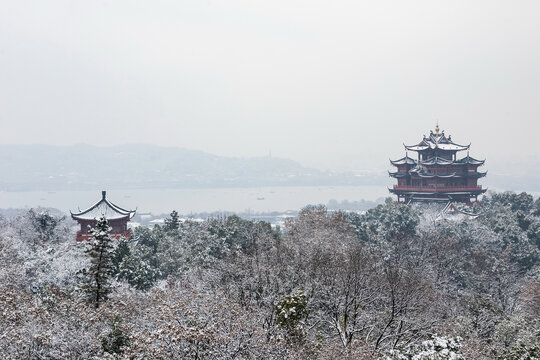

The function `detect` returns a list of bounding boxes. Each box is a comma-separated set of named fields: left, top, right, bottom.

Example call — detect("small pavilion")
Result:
left=71, top=191, right=136, bottom=241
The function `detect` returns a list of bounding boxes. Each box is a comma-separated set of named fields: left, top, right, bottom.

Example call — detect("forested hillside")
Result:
left=1, top=192, right=539, bottom=359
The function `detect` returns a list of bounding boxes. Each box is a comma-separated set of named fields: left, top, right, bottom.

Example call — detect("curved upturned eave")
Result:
left=106, top=199, right=135, bottom=214
left=71, top=213, right=132, bottom=221
left=469, top=171, right=487, bottom=178
left=404, top=144, right=429, bottom=152
left=70, top=196, right=136, bottom=221
left=435, top=142, right=470, bottom=151
left=390, top=156, right=417, bottom=166
left=388, top=171, right=406, bottom=178
left=419, top=156, right=454, bottom=165
left=415, top=173, right=458, bottom=178
left=70, top=199, right=107, bottom=217
left=456, top=156, right=486, bottom=165
left=404, top=140, right=470, bottom=152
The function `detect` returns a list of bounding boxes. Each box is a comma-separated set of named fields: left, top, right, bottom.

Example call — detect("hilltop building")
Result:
left=71, top=191, right=136, bottom=241
left=389, top=125, right=486, bottom=204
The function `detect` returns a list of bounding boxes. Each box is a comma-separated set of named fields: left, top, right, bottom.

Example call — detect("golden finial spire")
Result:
left=435, top=122, right=440, bottom=135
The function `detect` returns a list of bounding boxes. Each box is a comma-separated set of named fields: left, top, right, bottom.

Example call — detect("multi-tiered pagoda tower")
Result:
left=389, top=125, right=486, bottom=204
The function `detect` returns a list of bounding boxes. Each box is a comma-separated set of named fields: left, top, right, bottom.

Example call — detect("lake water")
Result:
left=0, top=186, right=390, bottom=215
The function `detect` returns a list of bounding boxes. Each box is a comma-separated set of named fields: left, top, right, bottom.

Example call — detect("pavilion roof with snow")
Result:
left=71, top=191, right=136, bottom=221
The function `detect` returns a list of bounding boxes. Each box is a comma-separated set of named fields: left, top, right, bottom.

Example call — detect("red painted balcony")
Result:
left=392, top=185, right=483, bottom=192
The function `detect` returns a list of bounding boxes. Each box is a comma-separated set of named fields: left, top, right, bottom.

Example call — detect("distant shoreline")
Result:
left=0, top=185, right=389, bottom=215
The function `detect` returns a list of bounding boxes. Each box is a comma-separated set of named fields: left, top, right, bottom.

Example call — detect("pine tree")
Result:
left=164, top=210, right=180, bottom=232
left=101, top=315, right=130, bottom=355
left=83, top=216, right=115, bottom=308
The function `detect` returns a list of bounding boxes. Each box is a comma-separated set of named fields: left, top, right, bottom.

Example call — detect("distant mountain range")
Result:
left=0, top=144, right=387, bottom=191
left=0, top=144, right=538, bottom=194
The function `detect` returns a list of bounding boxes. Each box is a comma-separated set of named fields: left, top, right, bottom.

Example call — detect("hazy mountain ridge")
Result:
left=0, top=144, right=385, bottom=191
left=0, top=144, right=537, bottom=193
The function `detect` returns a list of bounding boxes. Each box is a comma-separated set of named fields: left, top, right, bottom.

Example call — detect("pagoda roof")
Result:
left=409, top=164, right=454, bottom=178
left=416, top=172, right=458, bottom=178
left=419, top=156, right=454, bottom=165
left=388, top=171, right=407, bottom=178
left=390, top=155, right=417, bottom=166
left=404, top=130, right=470, bottom=152
left=455, top=155, right=485, bottom=165
left=408, top=162, right=487, bottom=177
left=474, top=171, right=487, bottom=178
left=408, top=164, right=427, bottom=174
left=71, top=191, right=136, bottom=221
left=412, top=172, right=487, bottom=179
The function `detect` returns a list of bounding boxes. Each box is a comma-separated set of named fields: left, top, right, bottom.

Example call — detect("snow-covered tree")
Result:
left=26, top=208, right=66, bottom=243
left=275, top=290, right=309, bottom=342
left=2, top=190, right=540, bottom=358
left=81, top=216, right=115, bottom=308
left=384, top=335, right=465, bottom=360
left=346, top=199, right=420, bottom=243
left=101, top=314, right=130, bottom=356
left=115, top=242, right=161, bottom=290
left=164, top=210, right=180, bottom=232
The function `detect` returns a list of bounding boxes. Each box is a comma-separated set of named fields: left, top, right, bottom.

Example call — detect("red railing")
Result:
left=392, top=185, right=483, bottom=192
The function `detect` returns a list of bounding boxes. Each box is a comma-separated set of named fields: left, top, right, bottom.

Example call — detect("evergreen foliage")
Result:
left=101, top=315, right=130, bottom=355
left=346, top=198, right=420, bottom=243
left=275, top=290, right=309, bottom=341
left=81, top=216, right=115, bottom=308
left=27, top=208, right=65, bottom=243
left=1, top=192, right=540, bottom=358
left=164, top=210, right=180, bottom=232
left=115, top=243, right=161, bottom=290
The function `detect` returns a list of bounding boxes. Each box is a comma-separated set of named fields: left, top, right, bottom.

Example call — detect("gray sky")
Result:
left=1, top=0, right=539, bottom=172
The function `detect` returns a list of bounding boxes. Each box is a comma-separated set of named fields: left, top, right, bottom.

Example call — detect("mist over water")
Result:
left=0, top=186, right=388, bottom=215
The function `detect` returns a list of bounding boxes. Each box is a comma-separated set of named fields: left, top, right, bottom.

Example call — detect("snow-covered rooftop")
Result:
left=455, top=155, right=485, bottom=165
left=390, top=156, right=417, bottom=166
left=404, top=129, right=470, bottom=152
left=71, top=191, right=136, bottom=221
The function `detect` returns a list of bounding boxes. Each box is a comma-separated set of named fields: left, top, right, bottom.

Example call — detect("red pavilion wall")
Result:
left=75, top=218, right=131, bottom=242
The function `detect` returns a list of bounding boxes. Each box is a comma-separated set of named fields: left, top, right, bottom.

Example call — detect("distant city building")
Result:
left=71, top=191, right=136, bottom=241
left=389, top=125, right=486, bottom=204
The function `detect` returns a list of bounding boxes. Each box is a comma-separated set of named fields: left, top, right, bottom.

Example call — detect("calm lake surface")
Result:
left=0, top=186, right=389, bottom=215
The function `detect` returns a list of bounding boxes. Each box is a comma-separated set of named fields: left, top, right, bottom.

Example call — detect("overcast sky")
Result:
left=0, top=0, right=539, bottom=172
